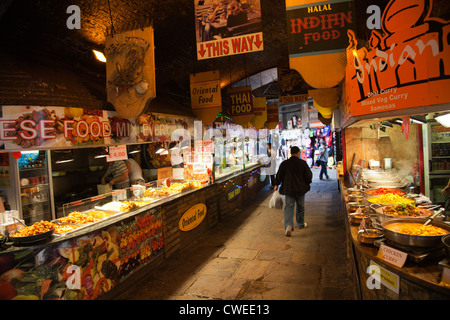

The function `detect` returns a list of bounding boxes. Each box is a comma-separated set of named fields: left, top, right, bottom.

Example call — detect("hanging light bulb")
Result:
left=93, top=49, right=106, bottom=62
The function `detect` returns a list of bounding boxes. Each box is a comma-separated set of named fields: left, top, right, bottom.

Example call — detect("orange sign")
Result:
left=345, top=0, right=450, bottom=117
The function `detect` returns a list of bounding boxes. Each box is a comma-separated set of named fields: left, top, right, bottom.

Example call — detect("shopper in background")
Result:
left=266, top=142, right=277, bottom=188
left=441, top=178, right=450, bottom=221
left=274, top=146, right=313, bottom=236
left=318, top=143, right=330, bottom=180
left=101, top=160, right=130, bottom=189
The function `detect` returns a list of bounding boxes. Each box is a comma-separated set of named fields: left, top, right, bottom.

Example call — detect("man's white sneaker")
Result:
left=285, top=226, right=292, bottom=237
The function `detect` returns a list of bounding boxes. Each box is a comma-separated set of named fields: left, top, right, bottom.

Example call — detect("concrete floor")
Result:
left=115, top=167, right=357, bottom=300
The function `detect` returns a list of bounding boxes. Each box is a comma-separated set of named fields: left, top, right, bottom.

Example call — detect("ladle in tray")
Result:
left=422, top=208, right=445, bottom=227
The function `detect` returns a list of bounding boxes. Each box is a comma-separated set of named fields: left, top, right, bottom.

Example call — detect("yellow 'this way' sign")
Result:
left=179, top=203, right=207, bottom=232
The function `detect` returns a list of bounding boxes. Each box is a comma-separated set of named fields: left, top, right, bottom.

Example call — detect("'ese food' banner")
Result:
left=345, top=0, right=450, bottom=117
left=194, top=0, right=264, bottom=60
left=0, top=106, right=194, bottom=151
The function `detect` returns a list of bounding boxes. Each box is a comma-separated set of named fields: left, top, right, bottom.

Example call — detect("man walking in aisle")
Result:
left=318, top=143, right=330, bottom=180
left=274, top=146, right=312, bottom=236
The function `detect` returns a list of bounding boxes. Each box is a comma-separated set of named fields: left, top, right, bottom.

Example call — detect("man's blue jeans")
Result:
left=319, top=160, right=329, bottom=179
left=284, top=194, right=306, bottom=230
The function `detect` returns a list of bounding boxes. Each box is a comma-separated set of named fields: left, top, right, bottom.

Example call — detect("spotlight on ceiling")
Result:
left=93, top=50, right=106, bottom=63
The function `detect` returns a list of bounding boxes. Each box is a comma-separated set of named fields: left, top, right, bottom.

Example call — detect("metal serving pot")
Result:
left=381, top=218, right=450, bottom=248
left=347, top=202, right=366, bottom=213
left=363, top=188, right=406, bottom=198
left=348, top=194, right=364, bottom=203
left=442, top=234, right=450, bottom=259
left=375, top=205, right=433, bottom=220
left=347, top=188, right=364, bottom=196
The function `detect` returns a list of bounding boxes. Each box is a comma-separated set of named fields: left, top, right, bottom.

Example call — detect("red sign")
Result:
left=197, top=33, right=264, bottom=60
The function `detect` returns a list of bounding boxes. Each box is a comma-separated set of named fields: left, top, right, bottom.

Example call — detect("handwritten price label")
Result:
left=107, top=145, right=128, bottom=162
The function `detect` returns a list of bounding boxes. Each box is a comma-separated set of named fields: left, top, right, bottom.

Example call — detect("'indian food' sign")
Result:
left=345, top=0, right=450, bottom=118
left=286, top=0, right=355, bottom=57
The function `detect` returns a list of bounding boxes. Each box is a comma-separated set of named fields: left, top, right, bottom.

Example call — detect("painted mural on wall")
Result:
left=105, top=26, right=157, bottom=119
left=0, top=208, right=163, bottom=300
left=345, top=0, right=450, bottom=118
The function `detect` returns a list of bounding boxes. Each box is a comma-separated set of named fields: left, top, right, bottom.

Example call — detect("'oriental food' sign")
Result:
left=179, top=203, right=207, bottom=231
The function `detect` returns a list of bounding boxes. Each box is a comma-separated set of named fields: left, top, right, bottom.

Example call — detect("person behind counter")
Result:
left=101, top=160, right=130, bottom=189
left=228, top=146, right=244, bottom=165
left=127, top=157, right=145, bottom=186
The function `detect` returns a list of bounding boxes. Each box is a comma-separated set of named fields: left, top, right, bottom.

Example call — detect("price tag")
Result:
left=376, top=244, right=408, bottom=268
left=107, top=145, right=128, bottom=162
left=194, top=140, right=214, bottom=154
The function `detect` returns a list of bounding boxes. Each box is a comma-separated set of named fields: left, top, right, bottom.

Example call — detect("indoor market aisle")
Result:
left=114, top=168, right=357, bottom=300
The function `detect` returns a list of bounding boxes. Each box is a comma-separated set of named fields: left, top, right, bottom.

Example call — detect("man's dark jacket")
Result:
left=275, top=156, right=312, bottom=196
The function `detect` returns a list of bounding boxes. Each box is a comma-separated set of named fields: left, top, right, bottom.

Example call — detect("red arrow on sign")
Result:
left=254, top=34, right=263, bottom=49
left=198, top=44, right=206, bottom=57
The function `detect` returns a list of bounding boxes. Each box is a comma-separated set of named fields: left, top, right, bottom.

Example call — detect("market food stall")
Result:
left=0, top=105, right=269, bottom=300
left=339, top=162, right=450, bottom=299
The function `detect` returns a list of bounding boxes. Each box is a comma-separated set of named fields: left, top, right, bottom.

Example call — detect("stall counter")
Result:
left=339, top=180, right=450, bottom=300
left=0, top=166, right=267, bottom=300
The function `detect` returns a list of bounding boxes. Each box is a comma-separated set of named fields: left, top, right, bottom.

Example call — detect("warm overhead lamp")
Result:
left=55, top=150, right=74, bottom=164
left=55, top=158, right=74, bottom=164
left=180, top=140, right=190, bottom=150
left=410, top=116, right=427, bottom=124
left=435, top=113, right=450, bottom=127
left=169, top=142, right=179, bottom=151
left=155, top=143, right=165, bottom=154
left=94, top=147, right=109, bottom=159
left=128, top=145, right=141, bottom=154
left=93, top=49, right=106, bottom=62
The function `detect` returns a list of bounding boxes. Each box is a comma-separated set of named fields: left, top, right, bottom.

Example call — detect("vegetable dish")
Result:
left=10, top=220, right=54, bottom=237
left=385, top=222, right=449, bottom=236
left=382, top=204, right=431, bottom=217
left=367, top=193, right=414, bottom=205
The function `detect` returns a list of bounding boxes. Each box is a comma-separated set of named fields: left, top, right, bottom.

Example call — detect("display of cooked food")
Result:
left=144, top=181, right=202, bottom=198
left=365, top=188, right=406, bottom=195
left=85, top=210, right=111, bottom=218
left=58, top=211, right=100, bottom=224
left=367, top=193, right=414, bottom=205
left=382, top=204, right=432, bottom=217
left=385, top=222, right=449, bottom=236
left=53, top=223, right=81, bottom=233
left=120, top=200, right=149, bottom=212
left=9, top=220, right=54, bottom=237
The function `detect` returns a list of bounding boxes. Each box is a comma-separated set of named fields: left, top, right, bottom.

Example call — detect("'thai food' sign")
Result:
left=179, top=203, right=207, bottom=232
left=229, top=86, right=253, bottom=116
